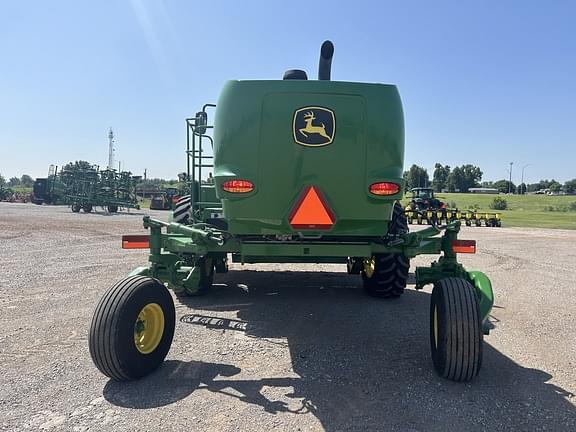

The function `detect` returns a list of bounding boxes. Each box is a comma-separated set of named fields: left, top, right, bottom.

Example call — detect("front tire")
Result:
left=430, top=277, right=483, bottom=382
left=89, top=276, right=176, bottom=381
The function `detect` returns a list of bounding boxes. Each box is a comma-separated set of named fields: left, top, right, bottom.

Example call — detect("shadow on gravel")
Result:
left=105, top=270, right=576, bottom=430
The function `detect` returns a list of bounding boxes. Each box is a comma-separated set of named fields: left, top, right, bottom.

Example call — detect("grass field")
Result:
left=402, top=193, right=576, bottom=230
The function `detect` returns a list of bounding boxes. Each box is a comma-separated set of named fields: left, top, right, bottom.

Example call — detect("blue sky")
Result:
left=1, top=1, right=574, bottom=184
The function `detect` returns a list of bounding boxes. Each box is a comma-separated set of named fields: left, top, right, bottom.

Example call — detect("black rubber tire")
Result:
left=107, top=205, right=118, bottom=213
left=430, top=277, right=483, bottom=382
left=388, top=201, right=409, bottom=234
left=71, top=203, right=81, bottom=213
left=83, top=204, right=93, bottom=213
left=89, top=276, right=176, bottom=381
left=173, top=195, right=191, bottom=224
left=361, top=202, right=409, bottom=298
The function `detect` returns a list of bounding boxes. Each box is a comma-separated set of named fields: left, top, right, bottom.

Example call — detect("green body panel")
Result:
left=213, top=80, right=405, bottom=236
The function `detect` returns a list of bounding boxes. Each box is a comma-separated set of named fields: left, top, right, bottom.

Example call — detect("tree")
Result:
left=62, top=160, right=94, bottom=172
left=517, top=183, right=527, bottom=195
left=432, top=163, right=450, bottom=192
left=564, top=179, right=576, bottom=194
left=527, top=179, right=554, bottom=192
left=549, top=181, right=562, bottom=193
left=0, top=173, right=5, bottom=187
left=459, top=164, right=483, bottom=192
left=493, top=179, right=516, bottom=194
left=8, top=177, right=20, bottom=187
left=20, top=174, right=34, bottom=187
left=445, top=164, right=482, bottom=192
left=446, top=167, right=463, bottom=192
left=403, top=164, right=429, bottom=190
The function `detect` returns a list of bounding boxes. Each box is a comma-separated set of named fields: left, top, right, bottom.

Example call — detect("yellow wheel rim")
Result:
left=363, top=257, right=375, bottom=278
left=433, top=305, right=439, bottom=349
left=134, top=303, right=165, bottom=354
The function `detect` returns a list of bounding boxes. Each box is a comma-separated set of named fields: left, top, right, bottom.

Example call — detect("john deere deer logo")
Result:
left=293, top=106, right=335, bottom=146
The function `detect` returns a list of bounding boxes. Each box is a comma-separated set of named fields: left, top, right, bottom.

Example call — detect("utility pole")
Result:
left=508, top=162, right=514, bottom=194
left=521, top=164, right=531, bottom=195
left=108, top=128, right=115, bottom=170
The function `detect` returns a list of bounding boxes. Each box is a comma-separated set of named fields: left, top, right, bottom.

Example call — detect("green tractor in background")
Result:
left=89, top=41, right=494, bottom=383
left=408, top=187, right=445, bottom=211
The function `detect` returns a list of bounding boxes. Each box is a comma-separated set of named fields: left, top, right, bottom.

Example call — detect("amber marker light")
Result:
left=452, top=240, right=476, bottom=254
left=122, top=235, right=150, bottom=249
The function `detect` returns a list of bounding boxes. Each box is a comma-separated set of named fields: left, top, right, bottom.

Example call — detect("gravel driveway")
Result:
left=1, top=202, right=574, bottom=431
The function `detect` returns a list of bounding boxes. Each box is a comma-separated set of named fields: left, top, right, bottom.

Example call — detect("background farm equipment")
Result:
left=149, top=187, right=181, bottom=210
left=405, top=208, right=502, bottom=227
left=89, top=41, right=494, bottom=384
left=405, top=187, right=502, bottom=227
left=408, top=187, right=445, bottom=211
left=33, top=163, right=140, bottom=212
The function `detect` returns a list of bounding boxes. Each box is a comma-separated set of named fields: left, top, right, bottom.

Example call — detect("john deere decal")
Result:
left=293, top=106, right=335, bottom=147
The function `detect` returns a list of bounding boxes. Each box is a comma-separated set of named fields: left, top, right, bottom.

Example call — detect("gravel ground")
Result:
left=0, top=202, right=575, bottom=431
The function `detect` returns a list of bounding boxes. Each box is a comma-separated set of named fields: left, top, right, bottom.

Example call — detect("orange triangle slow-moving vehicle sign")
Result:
left=289, top=186, right=335, bottom=230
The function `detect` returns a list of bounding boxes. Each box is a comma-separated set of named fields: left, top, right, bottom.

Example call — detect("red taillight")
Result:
left=452, top=240, right=476, bottom=254
left=222, top=180, right=254, bottom=193
left=122, top=235, right=150, bottom=249
left=369, top=182, right=400, bottom=196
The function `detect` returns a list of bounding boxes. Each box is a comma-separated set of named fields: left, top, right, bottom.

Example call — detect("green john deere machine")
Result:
left=89, top=41, right=494, bottom=383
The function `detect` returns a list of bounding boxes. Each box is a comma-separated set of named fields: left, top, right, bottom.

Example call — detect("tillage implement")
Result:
left=89, top=41, right=494, bottom=383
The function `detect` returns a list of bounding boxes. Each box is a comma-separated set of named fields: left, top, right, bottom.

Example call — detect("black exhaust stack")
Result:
left=318, top=40, right=334, bottom=80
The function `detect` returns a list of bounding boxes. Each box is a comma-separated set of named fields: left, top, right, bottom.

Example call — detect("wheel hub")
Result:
left=363, top=257, right=375, bottom=278
left=134, top=303, right=165, bottom=354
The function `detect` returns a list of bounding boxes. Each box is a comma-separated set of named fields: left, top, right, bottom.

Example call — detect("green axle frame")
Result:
left=128, top=217, right=493, bottom=333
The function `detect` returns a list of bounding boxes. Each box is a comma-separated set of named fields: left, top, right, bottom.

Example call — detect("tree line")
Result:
left=404, top=163, right=576, bottom=194
left=2, top=162, right=576, bottom=195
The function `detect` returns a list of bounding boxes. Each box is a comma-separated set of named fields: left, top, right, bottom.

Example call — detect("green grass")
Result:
left=402, top=193, right=576, bottom=230
left=11, top=186, right=32, bottom=194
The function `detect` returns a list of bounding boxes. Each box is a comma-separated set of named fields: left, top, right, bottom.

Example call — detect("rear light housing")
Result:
left=222, top=180, right=254, bottom=193
left=369, top=182, right=400, bottom=196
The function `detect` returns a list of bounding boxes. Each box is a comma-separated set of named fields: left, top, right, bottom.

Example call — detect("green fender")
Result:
left=128, top=266, right=150, bottom=277
left=467, top=270, right=494, bottom=330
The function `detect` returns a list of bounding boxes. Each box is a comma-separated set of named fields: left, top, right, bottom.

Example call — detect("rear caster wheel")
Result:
left=107, top=205, right=118, bottom=213
left=430, top=277, right=483, bottom=382
left=71, top=203, right=81, bottom=213
left=89, top=276, right=176, bottom=380
left=83, top=204, right=93, bottom=213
